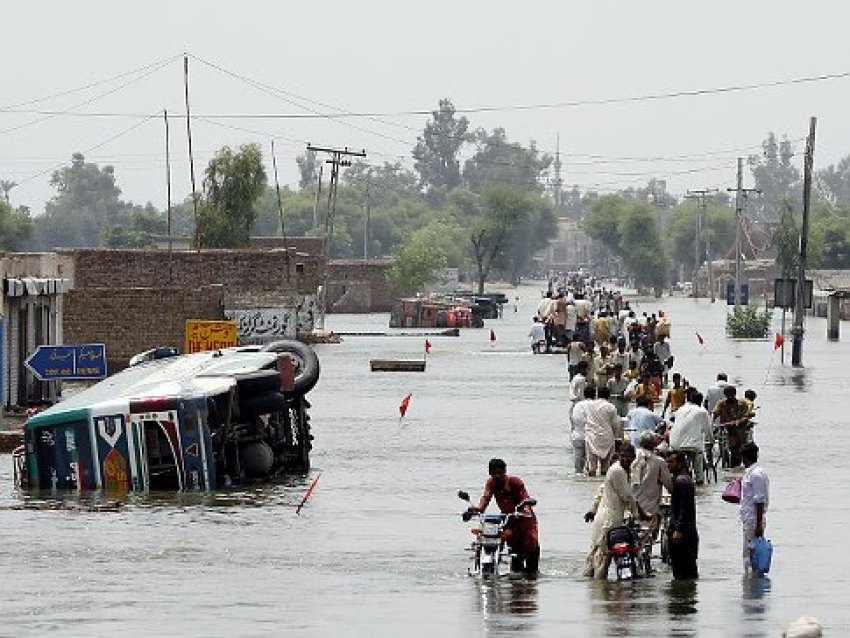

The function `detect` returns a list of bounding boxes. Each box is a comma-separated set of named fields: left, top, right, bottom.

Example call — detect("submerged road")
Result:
left=0, top=283, right=846, bottom=636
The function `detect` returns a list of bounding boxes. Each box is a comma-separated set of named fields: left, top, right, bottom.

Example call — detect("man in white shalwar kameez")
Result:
left=583, top=444, right=641, bottom=579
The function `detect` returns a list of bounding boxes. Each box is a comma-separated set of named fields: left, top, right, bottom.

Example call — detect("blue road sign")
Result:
left=25, top=344, right=107, bottom=381
left=726, top=282, right=750, bottom=306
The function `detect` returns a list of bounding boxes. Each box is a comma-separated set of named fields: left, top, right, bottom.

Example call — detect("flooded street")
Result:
left=1, top=283, right=848, bottom=636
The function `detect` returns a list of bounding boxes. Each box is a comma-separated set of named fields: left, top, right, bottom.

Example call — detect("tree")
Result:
left=37, top=152, right=123, bottom=248
left=748, top=133, right=800, bottom=221
left=463, top=128, right=552, bottom=194
left=387, top=227, right=449, bottom=295
left=584, top=195, right=668, bottom=294
left=816, top=154, right=850, bottom=205
left=666, top=202, right=736, bottom=274
left=0, top=180, right=17, bottom=204
left=617, top=204, right=669, bottom=293
left=0, top=200, right=32, bottom=250
left=296, top=150, right=320, bottom=190
left=412, top=99, right=469, bottom=195
left=196, top=144, right=267, bottom=248
left=469, top=186, right=535, bottom=293
left=769, top=200, right=800, bottom=277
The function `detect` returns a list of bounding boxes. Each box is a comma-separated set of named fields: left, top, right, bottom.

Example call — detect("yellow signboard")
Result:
left=185, top=320, right=238, bottom=354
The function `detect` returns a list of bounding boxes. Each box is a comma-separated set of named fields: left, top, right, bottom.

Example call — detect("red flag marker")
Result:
left=695, top=332, right=704, bottom=346
left=489, top=328, right=496, bottom=343
left=399, top=393, right=412, bottom=420
left=773, top=333, right=784, bottom=350
left=296, top=472, right=323, bottom=515
left=424, top=339, right=432, bottom=355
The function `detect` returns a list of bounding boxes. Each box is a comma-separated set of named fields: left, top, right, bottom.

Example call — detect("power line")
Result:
left=16, top=112, right=161, bottom=186
left=0, top=54, right=182, bottom=112
left=0, top=57, right=177, bottom=137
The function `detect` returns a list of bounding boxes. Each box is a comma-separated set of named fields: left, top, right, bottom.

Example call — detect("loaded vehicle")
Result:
left=457, top=490, right=537, bottom=577
left=13, top=340, right=320, bottom=492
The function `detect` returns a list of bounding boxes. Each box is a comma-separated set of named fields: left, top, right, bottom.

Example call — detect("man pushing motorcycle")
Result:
left=463, top=458, right=539, bottom=573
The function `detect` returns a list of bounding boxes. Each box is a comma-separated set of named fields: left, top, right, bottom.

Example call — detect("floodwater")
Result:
left=1, top=284, right=847, bottom=637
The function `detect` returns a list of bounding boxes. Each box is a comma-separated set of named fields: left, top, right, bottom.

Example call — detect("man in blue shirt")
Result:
left=626, top=395, right=664, bottom=447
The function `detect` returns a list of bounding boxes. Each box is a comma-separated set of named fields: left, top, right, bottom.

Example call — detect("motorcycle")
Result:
left=457, top=490, right=537, bottom=577
left=606, top=519, right=653, bottom=581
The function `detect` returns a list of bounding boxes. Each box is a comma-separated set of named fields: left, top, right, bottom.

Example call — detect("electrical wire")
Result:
left=16, top=111, right=161, bottom=186
left=0, top=54, right=182, bottom=113
left=0, top=57, right=177, bottom=138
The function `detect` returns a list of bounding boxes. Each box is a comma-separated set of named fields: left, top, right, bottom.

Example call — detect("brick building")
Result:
left=326, top=259, right=395, bottom=313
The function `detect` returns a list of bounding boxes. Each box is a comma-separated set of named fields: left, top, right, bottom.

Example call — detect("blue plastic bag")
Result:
left=750, top=537, right=773, bottom=574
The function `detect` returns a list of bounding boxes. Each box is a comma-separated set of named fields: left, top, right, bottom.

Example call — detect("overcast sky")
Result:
left=3, top=1, right=849, bottom=213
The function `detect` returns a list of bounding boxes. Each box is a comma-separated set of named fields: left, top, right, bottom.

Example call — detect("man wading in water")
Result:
left=467, top=459, right=540, bottom=574
left=666, top=451, right=699, bottom=579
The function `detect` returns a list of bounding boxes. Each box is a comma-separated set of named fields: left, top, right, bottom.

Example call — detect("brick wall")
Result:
left=327, top=259, right=395, bottom=313
left=64, top=285, right=225, bottom=372
left=250, top=237, right=325, bottom=256
left=58, top=248, right=324, bottom=298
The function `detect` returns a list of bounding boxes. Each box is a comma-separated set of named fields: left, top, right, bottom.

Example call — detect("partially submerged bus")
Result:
left=14, top=340, right=320, bottom=493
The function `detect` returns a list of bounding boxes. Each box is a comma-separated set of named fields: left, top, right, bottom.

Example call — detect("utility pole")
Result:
left=312, top=164, right=323, bottom=233
left=685, top=189, right=718, bottom=300
left=163, top=109, right=173, bottom=283
left=363, top=180, right=371, bottom=260
left=727, top=158, right=760, bottom=310
left=307, top=144, right=366, bottom=245
left=792, top=116, right=817, bottom=367
left=183, top=54, right=200, bottom=253
left=306, top=144, right=367, bottom=329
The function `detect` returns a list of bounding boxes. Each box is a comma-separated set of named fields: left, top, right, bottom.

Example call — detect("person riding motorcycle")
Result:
left=463, top=458, right=539, bottom=573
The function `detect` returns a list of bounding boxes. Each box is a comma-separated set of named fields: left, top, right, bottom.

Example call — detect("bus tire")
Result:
left=260, top=340, right=320, bottom=394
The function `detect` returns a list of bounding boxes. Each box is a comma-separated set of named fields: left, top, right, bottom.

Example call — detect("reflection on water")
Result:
left=667, top=579, right=698, bottom=618
left=589, top=579, right=661, bottom=636
left=742, top=575, right=772, bottom=618
left=472, top=575, right=539, bottom=634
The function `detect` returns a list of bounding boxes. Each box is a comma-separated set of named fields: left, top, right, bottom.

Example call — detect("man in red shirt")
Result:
left=469, top=458, right=539, bottom=573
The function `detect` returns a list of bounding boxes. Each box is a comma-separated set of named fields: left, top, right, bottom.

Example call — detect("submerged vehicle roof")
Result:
left=26, top=347, right=279, bottom=430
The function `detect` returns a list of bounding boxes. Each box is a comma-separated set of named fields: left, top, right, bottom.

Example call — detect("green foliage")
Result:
left=196, top=144, right=267, bottom=248
left=816, top=154, right=850, bottom=205
left=412, top=99, right=469, bottom=195
left=387, top=225, right=450, bottom=295
left=666, top=201, right=735, bottom=273
left=469, top=186, right=538, bottom=293
left=770, top=200, right=800, bottom=277
left=32, top=152, right=166, bottom=250
left=748, top=133, right=800, bottom=221
left=585, top=195, right=669, bottom=292
left=726, top=305, right=772, bottom=339
left=40, top=153, right=123, bottom=248
left=296, top=150, right=319, bottom=190
left=463, top=128, right=551, bottom=194
left=0, top=200, right=32, bottom=250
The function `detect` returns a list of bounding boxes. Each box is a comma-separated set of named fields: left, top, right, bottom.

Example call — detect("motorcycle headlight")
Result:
left=482, top=522, right=500, bottom=536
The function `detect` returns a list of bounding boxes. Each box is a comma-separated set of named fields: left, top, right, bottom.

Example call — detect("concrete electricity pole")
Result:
left=727, top=158, right=760, bottom=310
left=685, top=189, right=718, bottom=300
left=792, top=116, right=817, bottom=367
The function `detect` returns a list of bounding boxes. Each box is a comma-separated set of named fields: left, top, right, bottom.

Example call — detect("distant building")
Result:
left=543, top=216, right=593, bottom=272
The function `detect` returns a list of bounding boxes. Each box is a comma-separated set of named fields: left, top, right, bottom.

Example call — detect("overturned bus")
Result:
left=14, top=340, right=320, bottom=492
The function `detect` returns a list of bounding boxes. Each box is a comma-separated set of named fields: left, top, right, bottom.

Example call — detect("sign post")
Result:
left=25, top=344, right=107, bottom=381
left=185, top=320, right=238, bottom=354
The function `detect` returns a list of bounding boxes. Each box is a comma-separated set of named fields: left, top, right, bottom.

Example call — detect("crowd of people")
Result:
left=480, top=286, right=771, bottom=583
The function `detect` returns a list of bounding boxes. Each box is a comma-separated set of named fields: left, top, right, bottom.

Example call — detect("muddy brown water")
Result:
left=0, top=284, right=846, bottom=636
